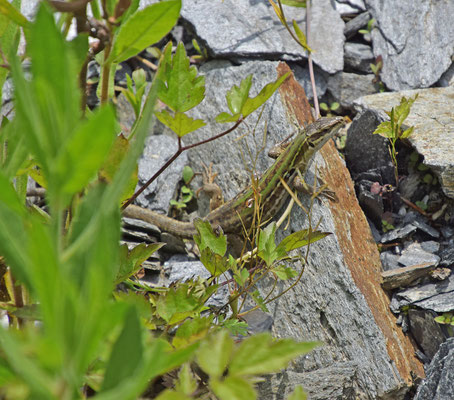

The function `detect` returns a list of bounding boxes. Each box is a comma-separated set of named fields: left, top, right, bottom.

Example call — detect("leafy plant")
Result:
left=359, top=18, right=375, bottom=41
left=373, top=95, right=418, bottom=185
left=320, top=101, right=340, bottom=116
left=0, top=0, right=330, bottom=398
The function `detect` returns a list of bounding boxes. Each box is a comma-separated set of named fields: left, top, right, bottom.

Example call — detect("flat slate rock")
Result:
left=365, top=0, right=454, bottom=90
left=354, top=87, right=454, bottom=199
left=179, top=0, right=344, bottom=74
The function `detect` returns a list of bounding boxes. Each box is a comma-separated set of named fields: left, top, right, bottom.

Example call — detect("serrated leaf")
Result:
left=233, top=268, right=249, bottom=287
left=200, top=247, right=230, bottom=277
left=277, top=229, right=331, bottom=253
left=193, top=219, right=227, bottom=256
left=115, top=242, right=164, bottom=284
left=215, top=111, right=242, bottom=123
left=373, top=121, right=392, bottom=138
left=273, top=265, right=298, bottom=280
left=257, top=222, right=285, bottom=266
left=110, top=0, right=181, bottom=63
left=172, top=316, right=212, bottom=348
left=251, top=290, right=269, bottom=312
left=242, top=72, right=289, bottom=117
left=229, top=333, right=320, bottom=376
left=221, top=318, right=249, bottom=336
left=197, top=330, right=233, bottom=378
left=156, top=285, right=201, bottom=324
left=155, top=110, right=206, bottom=137
left=210, top=376, right=256, bottom=400
left=158, top=42, right=205, bottom=112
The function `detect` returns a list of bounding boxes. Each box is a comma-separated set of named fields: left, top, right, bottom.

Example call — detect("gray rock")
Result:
left=180, top=0, right=344, bottom=74
left=334, top=0, right=366, bottom=15
left=408, top=309, right=446, bottom=361
left=380, top=224, right=417, bottom=243
left=365, top=0, right=454, bottom=90
left=394, top=274, right=454, bottom=313
left=398, top=243, right=440, bottom=268
left=440, top=247, right=454, bottom=267
left=437, top=63, right=454, bottom=87
left=327, top=72, right=377, bottom=110
left=343, top=11, right=371, bottom=39
left=344, top=42, right=374, bottom=73
left=380, top=251, right=401, bottom=271
left=135, top=134, right=188, bottom=212
left=344, top=110, right=394, bottom=182
left=414, top=338, right=454, bottom=400
left=354, top=87, right=454, bottom=199
left=179, top=60, right=420, bottom=399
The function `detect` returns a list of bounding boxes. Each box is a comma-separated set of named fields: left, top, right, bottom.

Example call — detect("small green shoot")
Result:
left=122, top=69, right=148, bottom=118
left=381, top=219, right=395, bottom=232
left=359, top=18, right=375, bottom=41
left=373, top=94, right=418, bottom=185
left=320, top=101, right=340, bottom=116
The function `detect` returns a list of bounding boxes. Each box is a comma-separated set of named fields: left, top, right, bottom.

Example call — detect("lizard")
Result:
left=123, top=116, right=345, bottom=239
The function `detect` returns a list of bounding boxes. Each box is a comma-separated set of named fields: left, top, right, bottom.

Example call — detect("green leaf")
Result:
left=158, top=42, right=206, bottom=112
left=272, top=265, right=298, bottom=280
left=175, top=363, right=197, bottom=396
left=210, top=376, right=256, bottom=400
left=200, top=247, right=230, bottom=277
left=251, top=290, right=269, bottom=312
left=182, top=165, right=194, bottom=184
left=373, top=121, right=392, bottom=138
left=292, top=19, right=311, bottom=52
left=257, top=222, right=285, bottom=267
left=287, top=385, right=307, bottom=400
left=233, top=267, right=249, bottom=287
left=115, top=242, right=165, bottom=284
left=221, top=318, right=249, bottom=336
left=400, top=126, right=414, bottom=139
left=101, top=307, right=143, bottom=392
left=277, top=229, right=331, bottom=253
left=215, top=111, right=242, bottom=123
left=197, top=330, right=233, bottom=378
left=229, top=333, right=320, bottom=376
left=54, top=105, right=116, bottom=198
left=110, top=0, right=181, bottom=63
left=226, top=75, right=252, bottom=115
left=193, top=219, right=227, bottom=256
left=241, top=72, right=289, bottom=117
left=0, top=0, right=30, bottom=28
left=319, top=103, right=329, bottom=111
left=155, top=110, right=206, bottom=137
left=173, top=316, right=213, bottom=348
left=156, top=285, right=201, bottom=324
left=281, top=0, right=307, bottom=7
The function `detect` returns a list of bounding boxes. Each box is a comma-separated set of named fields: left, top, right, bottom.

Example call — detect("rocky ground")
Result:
left=3, top=0, right=454, bottom=399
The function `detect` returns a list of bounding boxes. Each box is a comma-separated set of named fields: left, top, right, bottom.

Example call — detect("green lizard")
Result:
left=123, top=116, right=345, bottom=239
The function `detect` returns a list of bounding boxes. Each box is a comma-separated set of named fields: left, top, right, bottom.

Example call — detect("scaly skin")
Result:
left=123, top=117, right=344, bottom=238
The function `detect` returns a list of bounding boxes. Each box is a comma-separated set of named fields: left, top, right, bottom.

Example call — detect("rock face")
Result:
left=182, top=61, right=423, bottom=399
left=354, top=87, right=454, bottom=199
left=365, top=0, right=454, bottom=90
left=180, top=0, right=345, bottom=74
left=414, top=338, right=454, bottom=400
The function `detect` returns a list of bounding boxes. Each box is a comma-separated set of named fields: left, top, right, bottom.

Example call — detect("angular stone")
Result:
left=414, top=338, right=454, bottom=400
left=344, top=42, right=374, bottom=73
left=354, top=87, right=454, bottom=199
left=365, top=0, right=454, bottom=90
left=179, top=0, right=344, bottom=74
left=327, top=72, right=377, bottom=110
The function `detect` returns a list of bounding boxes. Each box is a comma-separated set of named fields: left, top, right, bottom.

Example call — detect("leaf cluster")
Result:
left=0, top=1, right=324, bottom=398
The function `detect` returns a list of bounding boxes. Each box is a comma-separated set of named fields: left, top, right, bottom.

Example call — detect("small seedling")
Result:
left=381, top=219, right=395, bottom=232
left=170, top=166, right=195, bottom=210
left=191, top=39, right=208, bottom=62
left=359, top=18, right=375, bottom=41
left=373, top=94, right=418, bottom=185
left=320, top=101, right=340, bottom=116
